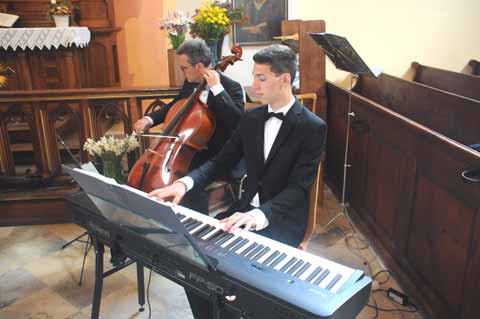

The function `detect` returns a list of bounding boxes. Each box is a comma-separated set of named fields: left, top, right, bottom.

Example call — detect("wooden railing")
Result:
left=0, top=87, right=179, bottom=225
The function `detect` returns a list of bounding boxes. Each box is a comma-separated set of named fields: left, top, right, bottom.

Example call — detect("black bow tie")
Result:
left=265, top=112, right=285, bottom=121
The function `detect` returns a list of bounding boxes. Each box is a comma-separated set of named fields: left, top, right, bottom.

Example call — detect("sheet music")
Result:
left=309, top=32, right=382, bottom=78
left=63, top=165, right=216, bottom=270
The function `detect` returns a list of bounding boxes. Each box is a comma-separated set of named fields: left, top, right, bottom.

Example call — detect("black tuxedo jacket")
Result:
left=189, top=100, right=327, bottom=247
left=147, top=74, right=244, bottom=169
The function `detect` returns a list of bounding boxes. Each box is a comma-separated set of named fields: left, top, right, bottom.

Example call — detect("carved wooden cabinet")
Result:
left=0, top=88, right=179, bottom=225
left=0, top=0, right=120, bottom=89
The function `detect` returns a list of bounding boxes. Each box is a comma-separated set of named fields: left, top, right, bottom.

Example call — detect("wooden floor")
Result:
left=0, top=187, right=424, bottom=319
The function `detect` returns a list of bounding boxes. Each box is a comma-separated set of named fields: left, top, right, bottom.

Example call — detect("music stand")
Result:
left=309, top=33, right=382, bottom=232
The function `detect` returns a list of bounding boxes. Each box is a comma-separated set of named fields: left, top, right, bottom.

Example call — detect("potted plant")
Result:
left=47, top=0, right=73, bottom=28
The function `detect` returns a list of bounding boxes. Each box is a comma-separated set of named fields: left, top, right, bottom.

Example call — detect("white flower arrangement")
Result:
left=83, top=134, right=139, bottom=158
left=160, top=10, right=192, bottom=49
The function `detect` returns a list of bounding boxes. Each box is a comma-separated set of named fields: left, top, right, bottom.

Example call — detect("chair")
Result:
left=295, top=92, right=324, bottom=208
left=298, top=161, right=323, bottom=250
left=295, top=93, right=317, bottom=114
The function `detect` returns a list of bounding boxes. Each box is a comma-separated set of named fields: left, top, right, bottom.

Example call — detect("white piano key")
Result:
left=220, top=234, right=241, bottom=248
left=201, top=227, right=221, bottom=240
left=188, top=222, right=206, bottom=235
left=317, top=271, right=335, bottom=289
left=299, top=265, right=320, bottom=281
left=235, top=240, right=254, bottom=255
left=172, top=204, right=358, bottom=294
left=256, top=249, right=277, bottom=264
left=273, top=254, right=292, bottom=271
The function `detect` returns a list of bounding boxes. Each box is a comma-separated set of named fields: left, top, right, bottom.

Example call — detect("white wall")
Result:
left=297, top=0, right=480, bottom=84
left=175, top=0, right=480, bottom=86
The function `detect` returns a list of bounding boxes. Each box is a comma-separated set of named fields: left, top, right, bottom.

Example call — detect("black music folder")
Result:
left=309, top=32, right=382, bottom=77
left=63, top=165, right=217, bottom=271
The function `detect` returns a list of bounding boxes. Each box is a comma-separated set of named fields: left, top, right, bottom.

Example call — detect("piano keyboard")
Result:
left=170, top=204, right=358, bottom=294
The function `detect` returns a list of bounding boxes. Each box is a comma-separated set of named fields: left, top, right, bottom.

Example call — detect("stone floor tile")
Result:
left=0, top=287, right=78, bottom=319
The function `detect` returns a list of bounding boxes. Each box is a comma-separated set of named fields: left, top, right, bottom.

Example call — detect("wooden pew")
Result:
left=353, top=73, right=480, bottom=147
left=326, top=79, right=480, bottom=319
left=408, top=62, right=480, bottom=101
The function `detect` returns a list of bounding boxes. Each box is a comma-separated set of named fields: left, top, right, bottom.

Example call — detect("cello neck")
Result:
left=163, top=78, right=208, bottom=135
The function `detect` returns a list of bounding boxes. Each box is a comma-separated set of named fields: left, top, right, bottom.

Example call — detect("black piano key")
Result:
left=240, top=242, right=258, bottom=256
left=313, top=269, right=331, bottom=286
left=215, top=233, right=235, bottom=246
left=286, top=260, right=304, bottom=275
left=325, top=274, right=342, bottom=291
left=231, top=238, right=249, bottom=252
left=224, top=237, right=243, bottom=250
left=294, top=262, right=311, bottom=278
left=195, top=225, right=216, bottom=238
left=190, top=224, right=210, bottom=236
left=279, top=257, right=297, bottom=272
left=246, top=244, right=264, bottom=259
left=252, top=247, right=270, bottom=261
left=205, top=229, right=224, bottom=242
left=211, top=232, right=229, bottom=244
left=182, top=217, right=193, bottom=225
left=306, top=266, right=323, bottom=283
left=269, top=253, right=287, bottom=268
left=177, top=214, right=186, bottom=220
left=198, top=225, right=217, bottom=238
left=185, top=220, right=203, bottom=231
left=185, top=220, right=201, bottom=230
left=262, top=250, right=280, bottom=266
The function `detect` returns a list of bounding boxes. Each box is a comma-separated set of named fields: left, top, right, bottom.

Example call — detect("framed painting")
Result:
left=232, top=0, right=288, bottom=45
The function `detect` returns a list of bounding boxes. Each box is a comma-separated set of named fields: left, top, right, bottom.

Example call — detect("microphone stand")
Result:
left=57, top=133, right=90, bottom=285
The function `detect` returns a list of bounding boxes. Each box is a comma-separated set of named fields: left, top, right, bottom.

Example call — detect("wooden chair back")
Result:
left=298, top=161, right=322, bottom=250
left=296, top=93, right=317, bottom=113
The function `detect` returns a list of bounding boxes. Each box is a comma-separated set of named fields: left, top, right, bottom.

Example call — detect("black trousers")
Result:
left=181, top=187, right=209, bottom=214
left=185, top=290, right=242, bottom=319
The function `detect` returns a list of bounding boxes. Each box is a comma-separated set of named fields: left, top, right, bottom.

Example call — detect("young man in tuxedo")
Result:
left=133, top=39, right=244, bottom=213
left=149, top=44, right=327, bottom=319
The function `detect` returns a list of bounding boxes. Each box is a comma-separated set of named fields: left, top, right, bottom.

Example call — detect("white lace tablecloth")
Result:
left=0, top=27, right=91, bottom=51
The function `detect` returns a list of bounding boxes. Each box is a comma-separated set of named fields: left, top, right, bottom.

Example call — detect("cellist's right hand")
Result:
left=134, top=118, right=152, bottom=135
left=148, top=181, right=187, bottom=205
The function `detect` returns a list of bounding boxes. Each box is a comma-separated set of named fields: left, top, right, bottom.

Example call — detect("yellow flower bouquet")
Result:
left=190, top=1, right=246, bottom=44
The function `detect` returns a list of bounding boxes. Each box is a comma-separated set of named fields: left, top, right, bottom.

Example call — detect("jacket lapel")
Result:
left=254, top=106, right=267, bottom=177
left=264, top=100, right=301, bottom=168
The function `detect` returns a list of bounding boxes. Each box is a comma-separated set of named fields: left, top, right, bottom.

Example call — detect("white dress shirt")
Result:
left=179, top=96, right=296, bottom=231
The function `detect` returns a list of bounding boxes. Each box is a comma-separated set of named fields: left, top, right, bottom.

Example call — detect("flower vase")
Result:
left=207, top=42, right=218, bottom=66
left=53, top=15, right=69, bottom=28
left=101, top=154, right=125, bottom=183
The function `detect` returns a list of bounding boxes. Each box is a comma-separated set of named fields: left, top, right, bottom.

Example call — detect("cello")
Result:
left=127, top=46, right=243, bottom=193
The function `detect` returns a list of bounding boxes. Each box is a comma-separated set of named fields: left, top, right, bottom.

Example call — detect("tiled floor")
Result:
left=0, top=187, right=424, bottom=319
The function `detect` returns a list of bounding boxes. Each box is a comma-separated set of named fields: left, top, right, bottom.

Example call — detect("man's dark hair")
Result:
left=176, top=39, right=212, bottom=66
left=253, top=45, right=297, bottom=83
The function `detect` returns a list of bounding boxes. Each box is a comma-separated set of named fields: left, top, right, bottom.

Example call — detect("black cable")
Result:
left=367, top=288, right=418, bottom=314
left=147, top=265, right=153, bottom=319
left=371, top=269, right=392, bottom=285
left=370, top=289, right=379, bottom=319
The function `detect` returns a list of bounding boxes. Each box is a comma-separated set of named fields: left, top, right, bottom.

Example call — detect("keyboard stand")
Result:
left=211, top=294, right=221, bottom=319
left=90, top=236, right=145, bottom=319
